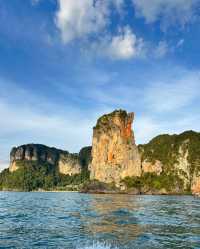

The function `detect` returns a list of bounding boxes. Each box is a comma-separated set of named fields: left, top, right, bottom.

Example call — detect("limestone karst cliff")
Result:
left=9, top=144, right=91, bottom=176
left=90, top=110, right=141, bottom=183
left=1, top=109, right=200, bottom=194
left=138, top=131, right=200, bottom=194
left=10, top=144, right=60, bottom=172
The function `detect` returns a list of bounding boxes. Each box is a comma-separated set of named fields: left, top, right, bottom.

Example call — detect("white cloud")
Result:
left=91, top=27, right=144, bottom=60
left=55, top=0, right=128, bottom=44
left=108, top=27, right=144, bottom=59
left=55, top=1, right=148, bottom=60
left=133, top=0, right=198, bottom=29
left=56, top=0, right=109, bottom=43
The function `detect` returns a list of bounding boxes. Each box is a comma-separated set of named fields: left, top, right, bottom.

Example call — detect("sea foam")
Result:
left=79, top=242, right=118, bottom=249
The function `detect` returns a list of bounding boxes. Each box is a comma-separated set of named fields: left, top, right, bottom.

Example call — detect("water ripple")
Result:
left=0, top=192, right=199, bottom=248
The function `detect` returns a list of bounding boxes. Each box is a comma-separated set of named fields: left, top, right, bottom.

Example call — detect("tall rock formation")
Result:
left=90, top=110, right=141, bottom=183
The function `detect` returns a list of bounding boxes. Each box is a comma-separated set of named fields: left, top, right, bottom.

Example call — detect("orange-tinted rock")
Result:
left=142, top=160, right=163, bottom=175
left=90, top=110, right=141, bottom=183
left=191, top=176, right=200, bottom=195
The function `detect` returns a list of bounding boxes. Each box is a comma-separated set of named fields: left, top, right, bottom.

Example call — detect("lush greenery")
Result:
left=121, top=172, right=186, bottom=193
left=138, top=130, right=200, bottom=176
left=0, top=160, right=90, bottom=191
left=96, top=109, right=127, bottom=129
left=1, top=130, right=199, bottom=193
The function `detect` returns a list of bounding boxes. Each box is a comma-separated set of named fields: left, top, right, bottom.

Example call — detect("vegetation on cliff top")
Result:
left=138, top=130, right=200, bottom=176
left=1, top=130, right=200, bottom=193
left=0, top=161, right=90, bottom=191
left=95, top=109, right=128, bottom=129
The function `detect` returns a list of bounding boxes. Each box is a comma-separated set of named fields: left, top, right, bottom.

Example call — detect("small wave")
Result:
left=78, top=242, right=118, bottom=249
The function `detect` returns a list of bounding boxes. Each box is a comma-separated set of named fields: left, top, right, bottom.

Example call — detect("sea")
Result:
left=0, top=192, right=200, bottom=249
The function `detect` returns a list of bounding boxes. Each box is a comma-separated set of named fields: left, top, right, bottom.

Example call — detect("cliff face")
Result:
left=58, top=152, right=81, bottom=175
left=9, top=144, right=91, bottom=175
left=10, top=144, right=60, bottom=172
left=79, top=146, right=92, bottom=170
left=90, top=110, right=141, bottom=183
left=139, top=131, right=200, bottom=194
left=142, top=160, right=163, bottom=175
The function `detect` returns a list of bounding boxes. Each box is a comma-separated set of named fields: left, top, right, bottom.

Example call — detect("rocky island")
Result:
left=90, top=110, right=141, bottom=183
left=0, top=110, right=200, bottom=195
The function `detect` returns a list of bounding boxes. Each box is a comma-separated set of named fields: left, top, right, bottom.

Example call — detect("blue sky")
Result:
left=0, top=0, right=200, bottom=170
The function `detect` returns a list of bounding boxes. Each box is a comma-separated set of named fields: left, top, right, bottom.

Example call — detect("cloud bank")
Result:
left=55, top=0, right=144, bottom=60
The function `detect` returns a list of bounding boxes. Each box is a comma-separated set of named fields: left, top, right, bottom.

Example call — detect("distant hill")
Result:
left=0, top=144, right=91, bottom=191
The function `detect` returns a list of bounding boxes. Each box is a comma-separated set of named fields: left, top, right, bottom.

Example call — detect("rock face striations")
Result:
left=10, top=144, right=60, bottom=172
left=139, top=131, right=200, bottom=194
left=90, top=110, right=141, bottom=183
left=9, top=144, right=91, bottom=175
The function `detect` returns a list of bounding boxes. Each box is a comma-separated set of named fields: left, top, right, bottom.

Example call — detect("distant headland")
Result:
left=0, top=110, right=200, bottom=195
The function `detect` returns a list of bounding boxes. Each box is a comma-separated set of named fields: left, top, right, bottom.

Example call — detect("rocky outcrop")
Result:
left=174, top=142, right=190, bottom=188
left=9, top=144, right=60, bottom=172
left=90, top=110, right=141, bottom=183
left=139, top=131, right=200, bottom=194
left=191, top=176, right=200, bottom=195
left=140, top=145, right=190, bottom=188
left=142, top=160, right=163, bottom=175
left=58, top=152, right=81, bottom=175
left=9, top=144, right=91, bottom=175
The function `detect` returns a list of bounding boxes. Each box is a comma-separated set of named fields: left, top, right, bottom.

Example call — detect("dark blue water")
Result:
left=0, top=193, right=200, bottom=249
